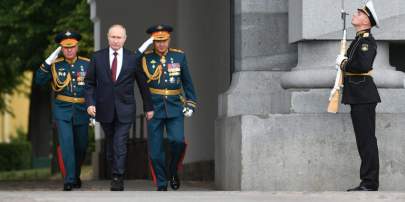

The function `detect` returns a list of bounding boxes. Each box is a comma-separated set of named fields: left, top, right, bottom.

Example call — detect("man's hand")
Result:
left=145, top=111, right=154, bottom=120
left=138, top=36, right=154, bottom=53
left=183, top=107, right=193, bottom=117
left=45, top=46, right=62, bottom=65
left=89, top=117, right=96, bottom=127
left=87, top=106, right=96, bottom=117
left=335, top=54, right=348, bottom=68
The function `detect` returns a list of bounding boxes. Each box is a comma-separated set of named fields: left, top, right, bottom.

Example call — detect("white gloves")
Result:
left=89, top=117, right=96, bottom=127
left=335, top=54, right=348, bottom=69
left=138, top=36, right=154, bottom=53
left=45, top=46, right=62, bottom=65
left=183, top=107, right=193, bottom=117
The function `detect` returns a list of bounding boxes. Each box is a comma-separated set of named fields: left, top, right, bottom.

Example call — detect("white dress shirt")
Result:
left=109, top=47, right=123, bottom=80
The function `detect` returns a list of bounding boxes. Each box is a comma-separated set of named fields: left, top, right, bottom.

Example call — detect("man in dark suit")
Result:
left=336, top=0, right=381, bottom=191
left=85, top=24, right=154, bottom=191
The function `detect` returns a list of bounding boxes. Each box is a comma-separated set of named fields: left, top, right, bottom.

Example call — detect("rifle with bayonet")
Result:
left=327, top=0, right=349, bottom=113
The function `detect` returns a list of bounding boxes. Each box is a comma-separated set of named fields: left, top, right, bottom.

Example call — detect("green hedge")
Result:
left=0, top=142, right=32, bottom=171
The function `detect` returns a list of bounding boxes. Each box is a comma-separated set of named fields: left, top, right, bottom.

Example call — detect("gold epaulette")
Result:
left=53, top=57, right=64, bottom=64
left=144, top=49, right=153, bottom=54
left=78, top=56, right=90, bottom=62
left=169, top=48, right=184, bottom=53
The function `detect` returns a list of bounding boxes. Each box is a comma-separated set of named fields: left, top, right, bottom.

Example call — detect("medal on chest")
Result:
left=167, top=62, right=181, bottom=76
left=169, top=76, right=176, bottom=84
left=77, top=71, right=86, bottom=85
left=58, top=68, right=67, bottom=78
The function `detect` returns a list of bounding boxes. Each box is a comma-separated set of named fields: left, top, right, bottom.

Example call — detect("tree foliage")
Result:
left=0, top=0, right=93, bottom=112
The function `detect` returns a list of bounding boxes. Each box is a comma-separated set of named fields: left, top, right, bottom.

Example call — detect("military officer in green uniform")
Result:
left=35, top=31, right=89, bottom=191
left=142, top=25, right=197, bottom=191
left=336, top=1, right=381, bottom=191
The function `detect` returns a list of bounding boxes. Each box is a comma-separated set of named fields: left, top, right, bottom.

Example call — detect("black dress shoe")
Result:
left=63, top=183, right=73, bottom=191
left=157, top=186, right=168, bottom=191
left=347, top=185, right=378, bottom=191
left=110, top=176, right=124, bottom=191
left=169, top=176, right=180, bottom=190
left=73, top=178, right=82, bottom=189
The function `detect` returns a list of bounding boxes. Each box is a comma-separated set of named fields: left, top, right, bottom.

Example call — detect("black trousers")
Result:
left=350, top=103, right=379, bottom=188
left=100, top=109, right=132, bottom=176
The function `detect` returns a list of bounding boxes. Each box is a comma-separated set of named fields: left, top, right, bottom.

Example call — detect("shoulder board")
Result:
left=169, top=48, right=184, bottom=53
left=53, top=57, right=64, bottom=63
left=78, top=56, right=90, bottom=62
left=144, top=49, right=153, bottom=55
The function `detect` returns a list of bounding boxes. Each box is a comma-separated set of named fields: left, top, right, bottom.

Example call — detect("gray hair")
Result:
left=107, top=24, right=127, bottom=37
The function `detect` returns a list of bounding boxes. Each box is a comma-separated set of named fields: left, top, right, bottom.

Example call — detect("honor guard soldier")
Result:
left=35, top=31, right=90, bottom=191
left=336, top=1, right=381, bottom=191
left=142, top=25, right=197, bottom=191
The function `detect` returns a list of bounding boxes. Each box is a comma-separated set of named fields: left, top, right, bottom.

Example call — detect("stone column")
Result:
left=217, top=0, right=297, bottom=118
left=215, top=0, right=297, bottom=190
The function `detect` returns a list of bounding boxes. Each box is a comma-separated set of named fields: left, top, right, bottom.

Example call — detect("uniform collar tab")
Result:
left=356, top=29, right=371, bottom=37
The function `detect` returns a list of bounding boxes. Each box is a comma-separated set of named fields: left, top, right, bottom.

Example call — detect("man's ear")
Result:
left=362, top=16, right=371, bottom=27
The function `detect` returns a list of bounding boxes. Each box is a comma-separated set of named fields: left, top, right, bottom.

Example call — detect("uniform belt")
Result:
left=344, top=70, right=372, bottom=76
left=56, top=94, right=85, bottom=104
left=149, top=88, right=182, bottom=96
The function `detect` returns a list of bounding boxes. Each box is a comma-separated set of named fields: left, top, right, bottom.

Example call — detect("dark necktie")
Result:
left=111, top=51, right=118, bottom=82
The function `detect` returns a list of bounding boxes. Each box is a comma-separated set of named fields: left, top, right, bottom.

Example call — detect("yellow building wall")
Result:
left=0, top=71, right=32, bottom=143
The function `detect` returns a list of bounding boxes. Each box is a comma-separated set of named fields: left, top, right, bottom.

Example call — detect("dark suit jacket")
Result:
left=85, top=48, right=153, bottom=123
left=341, top=31, right=381, bottom=105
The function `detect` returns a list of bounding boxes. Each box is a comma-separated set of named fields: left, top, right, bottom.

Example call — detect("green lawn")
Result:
left=0, top=168, right=51, bottom=181
left=0, top=166, right=93, bottom=181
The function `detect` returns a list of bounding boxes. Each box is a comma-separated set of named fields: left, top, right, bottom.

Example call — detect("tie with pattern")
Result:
left=111, top=51, right=118, bottom=82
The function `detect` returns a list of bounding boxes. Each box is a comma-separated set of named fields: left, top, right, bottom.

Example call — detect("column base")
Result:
left=215, top=113, right=405, bottom=191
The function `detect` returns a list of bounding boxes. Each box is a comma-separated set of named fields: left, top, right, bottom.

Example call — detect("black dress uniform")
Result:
left=341, top=30, right=380, bottom=190
left=340, top=1, right=381, bottom=191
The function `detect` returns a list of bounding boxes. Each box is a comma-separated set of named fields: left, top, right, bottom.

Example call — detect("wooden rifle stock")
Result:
left=327, top=35, right=346, bottom=113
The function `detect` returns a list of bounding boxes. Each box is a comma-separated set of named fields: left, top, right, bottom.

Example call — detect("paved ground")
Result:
left=1, top=180, right=405, bottom=202
left=0, top=180, right=213, bottom=191
left=1, top=191, right=405, bottom=202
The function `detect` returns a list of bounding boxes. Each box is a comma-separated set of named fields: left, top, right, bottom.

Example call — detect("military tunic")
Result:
left=142, top=48, right=197, bottom=188
left=341, top=30, right=381, bottom=104
left=35, top=56, right=89, bottom=185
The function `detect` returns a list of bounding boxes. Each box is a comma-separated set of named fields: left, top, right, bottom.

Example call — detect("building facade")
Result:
left=92, top=0, right=405, bottom=190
